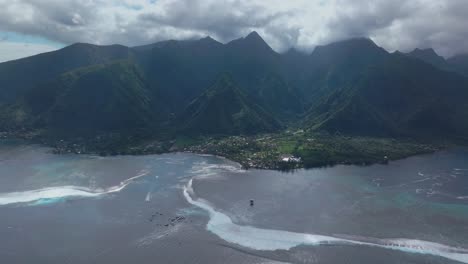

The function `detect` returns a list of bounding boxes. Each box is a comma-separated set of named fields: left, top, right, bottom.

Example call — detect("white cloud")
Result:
left=0, top=0, right=468, bottom=58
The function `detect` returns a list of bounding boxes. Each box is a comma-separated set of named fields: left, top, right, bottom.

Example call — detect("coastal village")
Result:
left=3, top=129, right=439, bottom=170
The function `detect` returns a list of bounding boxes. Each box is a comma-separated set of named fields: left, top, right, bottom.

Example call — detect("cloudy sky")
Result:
left=1, top=0, right=468, bottom=62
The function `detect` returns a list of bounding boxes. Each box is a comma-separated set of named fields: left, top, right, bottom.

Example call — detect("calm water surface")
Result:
left=1, top=140, right=468, bottom=263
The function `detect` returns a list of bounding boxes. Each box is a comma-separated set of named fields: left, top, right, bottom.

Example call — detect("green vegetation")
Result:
left=0, top=43, right=131, bottom=102
left=177, top=74, right=281, bottom=135
left=305, top=52, right=468, bottom=139
left=174, top=131, right=441, bottom=170
left=4, top=60, right=164, bottom=136
left=0, top=31, right=467, bottom=170
left=1, top=33, right=468, bottom=140
left=6, top=129, right=438, bottom=170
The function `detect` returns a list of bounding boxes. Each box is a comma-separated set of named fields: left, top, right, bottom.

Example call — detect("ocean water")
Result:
left=0, top=141, right=468, bottom=263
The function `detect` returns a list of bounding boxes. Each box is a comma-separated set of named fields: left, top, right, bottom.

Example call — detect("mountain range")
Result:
left=1, top=31, right=468, bottom=141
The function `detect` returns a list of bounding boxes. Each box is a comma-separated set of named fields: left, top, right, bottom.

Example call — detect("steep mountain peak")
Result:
left=245, top=31, right=270, bottom=47
left=227, top=31, right=273, bottom=52
left=245, top=31, right=262, bottom=40
left=310, top=37, right=388, bottom=67
left=406, top=47, right=448, bottom=70
left=197, top=36, right=223, bottom=47
left=200, top=36, right=216, bottom=42
left=313, top=37, right=382, bottom=53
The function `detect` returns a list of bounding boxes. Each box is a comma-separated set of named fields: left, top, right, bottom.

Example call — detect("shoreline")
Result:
left=0, top=131, right=446, bottom=171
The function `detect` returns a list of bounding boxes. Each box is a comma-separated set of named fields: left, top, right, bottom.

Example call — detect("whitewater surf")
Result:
left=183, top=178, right=468, bottom=263
left=0, top=169, right=149, bottom=206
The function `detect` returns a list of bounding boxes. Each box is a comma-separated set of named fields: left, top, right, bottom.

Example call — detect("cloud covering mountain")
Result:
left=1, top=0, right=468, bottom=62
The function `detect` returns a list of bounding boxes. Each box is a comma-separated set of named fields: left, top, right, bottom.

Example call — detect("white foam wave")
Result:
left=183, top=179, right=468, bottom=263
left=190, top=162, right=245, bottom=179
left=0, top=170, right=150, bottom=206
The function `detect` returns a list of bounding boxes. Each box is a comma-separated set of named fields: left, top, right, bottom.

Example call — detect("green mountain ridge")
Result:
left=0, top=43, right=132, bottom=102
left=308, top=53, right=468, bottom=138
left=0, top=32, right=467, bottom=141
left=405, top=48, right=450, bottom=71
left=177, top=74, right=281, bottom=135
left=4, top=61, right=162, bottom=135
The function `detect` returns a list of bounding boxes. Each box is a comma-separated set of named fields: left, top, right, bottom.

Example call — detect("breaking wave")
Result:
left=0, top=169, right=150, bottom=206
left=183, top=178, right=468, bottom=263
